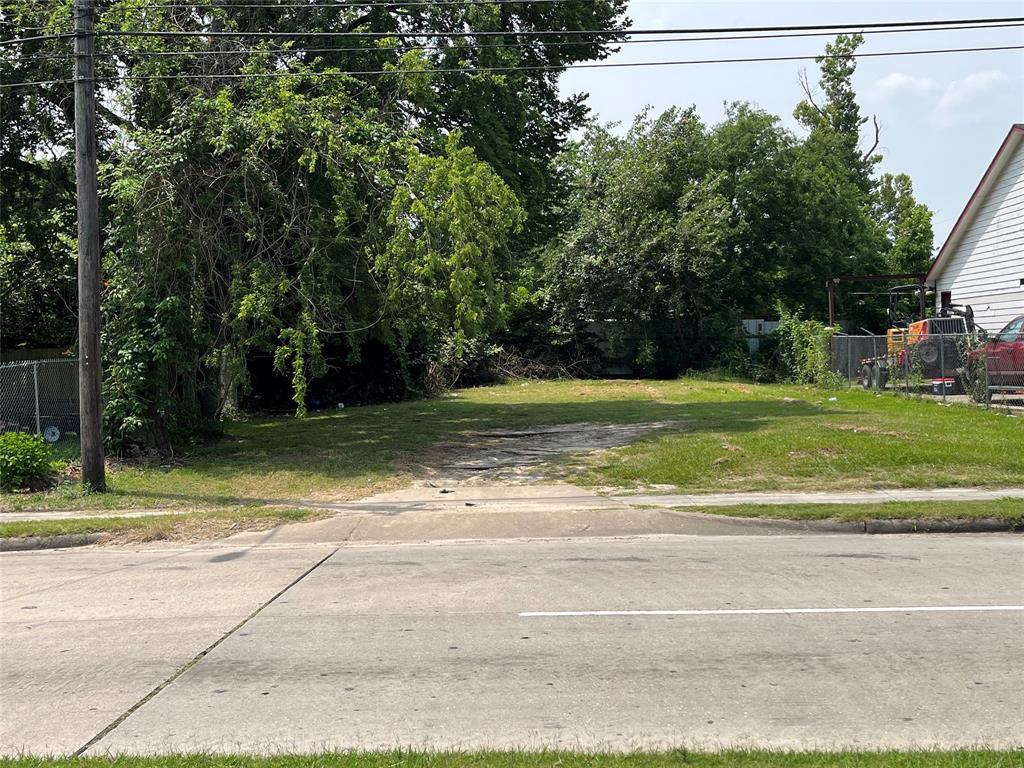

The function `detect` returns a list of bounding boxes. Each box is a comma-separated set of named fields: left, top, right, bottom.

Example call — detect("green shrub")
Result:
left=774, top=305, right=843, bottom=387
left=963, top=355, right=989, bottom=404
left=0, top=432, right=55, bottom=492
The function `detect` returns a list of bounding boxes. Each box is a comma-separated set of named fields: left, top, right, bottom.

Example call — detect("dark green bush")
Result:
left=0, top=432, right=55, bottom=491
left=774, top=305, right=843, bottom=387
left=962, top=355, right=989, bottom=404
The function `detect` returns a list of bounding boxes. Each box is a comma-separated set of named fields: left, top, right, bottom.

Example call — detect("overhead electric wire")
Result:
left=0, top=32, right=74, bottom=47
left=4, top=42, right=1022, bottom=89
left=88, top=16, right=1024, bottom=39
left=11, top=19, right=1022, bottom=62
left=3, top=15, right=1021, bottom=47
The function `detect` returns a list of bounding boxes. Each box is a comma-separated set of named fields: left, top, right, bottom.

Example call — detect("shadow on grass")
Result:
left=170, top=397, right=831, bottom=486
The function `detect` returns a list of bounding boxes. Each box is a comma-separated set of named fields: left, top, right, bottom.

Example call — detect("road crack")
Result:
left=73, top=546, right=339, bottom=755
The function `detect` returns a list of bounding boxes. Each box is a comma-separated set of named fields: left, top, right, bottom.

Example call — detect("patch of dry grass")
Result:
left=0, top=507, right=325, bottom=543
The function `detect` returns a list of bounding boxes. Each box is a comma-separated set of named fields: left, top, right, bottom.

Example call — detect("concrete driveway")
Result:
left=2, top=525, right=1022, bottom=755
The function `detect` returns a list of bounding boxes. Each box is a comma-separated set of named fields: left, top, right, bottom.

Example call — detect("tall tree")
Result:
left=873, top=172, right=935, bottom=274
left=2, top=0, right=628, bottom=445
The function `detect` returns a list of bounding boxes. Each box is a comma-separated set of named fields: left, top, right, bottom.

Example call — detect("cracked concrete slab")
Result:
left=0, top=544, right=335, bottom=755
left=73, top=535, right=1024, bottom=754
left=219, top=485, right=814, bottom=546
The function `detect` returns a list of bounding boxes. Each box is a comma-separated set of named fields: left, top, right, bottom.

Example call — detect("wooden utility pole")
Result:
left=74, top=0, right=105, bottom=491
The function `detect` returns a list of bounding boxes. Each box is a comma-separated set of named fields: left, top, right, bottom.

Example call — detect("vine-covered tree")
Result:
left=1, top=0, right=627, bottom=446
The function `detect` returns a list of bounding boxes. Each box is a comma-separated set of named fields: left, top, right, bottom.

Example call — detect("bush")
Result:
left=0, top=432, right=55, bottom=491
left=774, top=305, right=843, bottom=387
left=962, top=355, right=988, bottom=404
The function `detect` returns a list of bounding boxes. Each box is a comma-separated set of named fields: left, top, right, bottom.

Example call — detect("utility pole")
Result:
left=74, top=0, right=105, bottom=491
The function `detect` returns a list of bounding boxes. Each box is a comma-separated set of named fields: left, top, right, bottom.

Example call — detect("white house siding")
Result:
left=934, top=140, right=1024, bottom=334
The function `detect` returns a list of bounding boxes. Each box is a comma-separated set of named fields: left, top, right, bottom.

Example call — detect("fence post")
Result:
left=33, top=362, right=41, bottom=435
left=846, top=337, right=852, bottom=388
left=984, top=351, right=991, bottom=409
left=939, top=332, right=945, bottom=404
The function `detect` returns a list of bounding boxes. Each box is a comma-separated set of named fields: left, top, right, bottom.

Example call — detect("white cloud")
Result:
left=874, top=72, right=937, bottom=98
left=934, top=70, right=1012, bottom=126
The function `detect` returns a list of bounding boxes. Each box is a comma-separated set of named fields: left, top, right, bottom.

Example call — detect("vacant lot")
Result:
left=3, top=379, right=1022, bottom=514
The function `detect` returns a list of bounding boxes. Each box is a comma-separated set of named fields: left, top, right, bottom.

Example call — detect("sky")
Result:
left=559, top=0, right=1024, bottom=251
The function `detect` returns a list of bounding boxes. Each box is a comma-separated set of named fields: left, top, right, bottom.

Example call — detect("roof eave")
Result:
left=926, top=124, right=1024, bottom=284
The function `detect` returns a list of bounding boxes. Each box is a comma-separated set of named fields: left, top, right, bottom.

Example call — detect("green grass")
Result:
left=690, top=499, right=1024, bottom=522
left=0, top=507, right=321, bottom=541
left=3, top=379, right=1022, bottom=514
left=1, top=752, right=1019, bottom=768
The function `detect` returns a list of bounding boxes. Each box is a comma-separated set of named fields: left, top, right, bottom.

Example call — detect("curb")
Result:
left=680, top=514, right=1022, bottom=535
left=860, top=517, right=1021, bottom=534
left=0, top=533, right=104, bottom=552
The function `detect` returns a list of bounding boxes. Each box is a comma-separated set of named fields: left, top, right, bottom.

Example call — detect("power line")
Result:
left=12, top=21, right=1024, bottom=62
left=88, top=16, right=1024, bottom=39
left=0, top=32, right=75, bottom=47
left=3, top=15, right=1021, bottom=48
left=22, top=20, right=1024, bottom=61
left=4, top=42, right=1021, bottom=89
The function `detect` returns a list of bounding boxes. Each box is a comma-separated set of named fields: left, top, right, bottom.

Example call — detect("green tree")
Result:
left=794, top=33, right=877, bottom=191
left=2, top=0, right=625, bottom=446
left=546, top=109, right=736, bottom=373
left=545, top=36, right=938, bottom=371
left=380, top=133, right=525, bottom=357
left=873, top=172, right=935, bottom=273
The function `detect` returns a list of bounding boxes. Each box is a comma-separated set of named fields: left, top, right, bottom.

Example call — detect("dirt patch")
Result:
left=829, top=423, right=912, bottom=438
left=101, top=510, right=328, bottom=546
left=788, top=447, right=847, bottom=459
left=414, top=421, right=687, bottom=484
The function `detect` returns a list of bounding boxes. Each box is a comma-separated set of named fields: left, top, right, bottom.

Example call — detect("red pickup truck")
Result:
left=969, top=314, right=1024, bottom=388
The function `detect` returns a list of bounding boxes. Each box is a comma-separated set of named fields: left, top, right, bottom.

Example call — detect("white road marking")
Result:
left=520, top=605, right=1024, bottom=617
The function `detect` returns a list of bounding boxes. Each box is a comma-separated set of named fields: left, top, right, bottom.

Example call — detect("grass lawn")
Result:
left=3, top=379, right=1022, bottom=514
left=1, top=752, right=1018, bottom=768
left=0, top=507, right=322, bottom=543
left=690, top=499, right=1024, bottom=523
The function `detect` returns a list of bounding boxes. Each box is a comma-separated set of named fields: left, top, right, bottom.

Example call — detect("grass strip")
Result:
left=0, top=506, right=321, bottom=542
left=1, top=752, right=1020, bottom=768
left=691, top=499, right=1024, bottom=522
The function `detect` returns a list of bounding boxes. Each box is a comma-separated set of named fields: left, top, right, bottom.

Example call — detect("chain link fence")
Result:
left=830, top=332, right=1024, bottom=408
left=0, top=359, right=80, bottom=444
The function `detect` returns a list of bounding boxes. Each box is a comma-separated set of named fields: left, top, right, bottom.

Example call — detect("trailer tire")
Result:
left=860, top=364, right=872, bottom=390
left=914, top=339, right=940, bottom=367
left=871, top=363, right=887, bottom=390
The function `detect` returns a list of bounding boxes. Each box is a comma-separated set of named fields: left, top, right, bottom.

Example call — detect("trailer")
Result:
left=856, top=289, right=976, bottom=392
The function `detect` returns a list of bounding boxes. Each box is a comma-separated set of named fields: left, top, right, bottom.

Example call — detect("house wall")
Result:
left=934, top=140, right=1024, bottom=334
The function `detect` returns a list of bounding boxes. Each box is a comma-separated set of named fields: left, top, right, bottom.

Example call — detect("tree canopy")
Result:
left=1, top=12, right=934, bottom=446
left=544, top=34, right=934, bottom=373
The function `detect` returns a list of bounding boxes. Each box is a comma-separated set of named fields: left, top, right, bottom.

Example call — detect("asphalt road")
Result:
left=1, top=531, right=1022, bottom=755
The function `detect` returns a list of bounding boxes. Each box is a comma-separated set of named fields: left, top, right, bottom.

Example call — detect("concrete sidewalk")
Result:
left=5, top=484, right=1023, bottom=525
